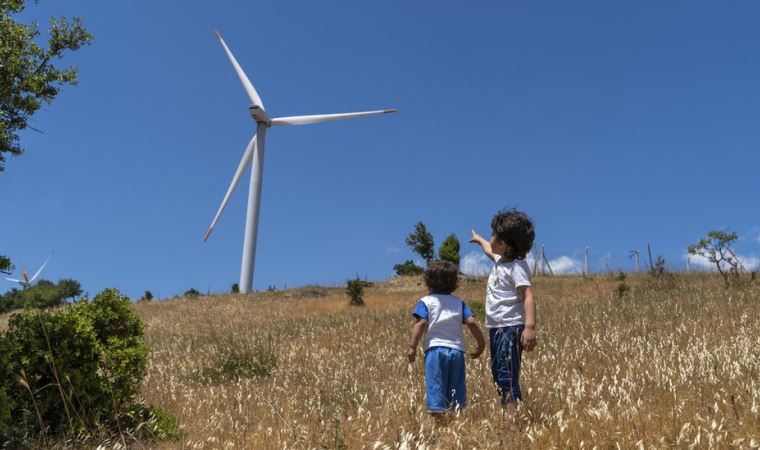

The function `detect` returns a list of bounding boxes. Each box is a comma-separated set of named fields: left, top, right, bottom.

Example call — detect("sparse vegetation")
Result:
left=2, top=274, right=759, bottom=448
left=345, top=277, right=364, bottom=306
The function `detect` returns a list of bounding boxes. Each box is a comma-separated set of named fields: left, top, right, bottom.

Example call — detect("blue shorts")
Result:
left=489, top=325, right=524, bottom=403
left=424, top=346, right=466, bottom=412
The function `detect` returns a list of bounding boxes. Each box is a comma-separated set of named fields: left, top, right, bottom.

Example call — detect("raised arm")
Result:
left=470, top=230, right=497, bottom=262
left=407, top=318, right=428, bottom=363
left=464, top=316, right=485, bottom=358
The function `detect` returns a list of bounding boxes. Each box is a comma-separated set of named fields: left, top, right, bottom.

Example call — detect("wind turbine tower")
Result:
left=204, top=31, right=396, bottom=293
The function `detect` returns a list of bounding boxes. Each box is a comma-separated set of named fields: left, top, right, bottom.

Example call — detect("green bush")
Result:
left=0, top=288, right=149, bottom=443
left=346, top=277, right=364, bottom=306
left=438, top=233, right=461, bottom=267
left=393, top=260, right=424, bottom=276
left=0, top=278, right=83, bottom=312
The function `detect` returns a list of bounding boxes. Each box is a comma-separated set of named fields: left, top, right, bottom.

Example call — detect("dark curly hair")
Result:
left=424, top=260, right=459, bottom=294
left=491, top=209, right=535, bottom=261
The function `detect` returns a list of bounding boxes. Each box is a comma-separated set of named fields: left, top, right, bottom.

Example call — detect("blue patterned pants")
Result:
left=489, top=325, right=524, bottom=403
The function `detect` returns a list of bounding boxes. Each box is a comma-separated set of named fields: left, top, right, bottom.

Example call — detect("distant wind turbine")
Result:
left=4, top=251, right=55, bottom=289
left=629, top=250, right=640, bottom=273
left=204, top=31, right=396, bottom=293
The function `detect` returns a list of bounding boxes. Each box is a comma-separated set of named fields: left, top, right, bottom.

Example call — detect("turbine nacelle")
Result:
left=248, top=105, right=271, bottom=126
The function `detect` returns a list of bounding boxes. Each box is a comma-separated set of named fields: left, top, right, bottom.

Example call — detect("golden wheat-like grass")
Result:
left=3, top=274, right=760, bottom=449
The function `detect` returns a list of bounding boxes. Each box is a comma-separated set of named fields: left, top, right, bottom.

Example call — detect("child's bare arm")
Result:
left=470, top=230, right=497, bottom=261
left=519, top=286, right=537, bottom=351
left=464, top=317, right=485, bottom=358
left=407, top=318, right=428, bottom=363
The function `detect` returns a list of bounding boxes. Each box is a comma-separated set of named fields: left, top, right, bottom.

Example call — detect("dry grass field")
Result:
left=3, top=273, right=760, bottom=449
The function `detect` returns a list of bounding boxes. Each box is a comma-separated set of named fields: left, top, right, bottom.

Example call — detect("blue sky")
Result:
left=2, top=1, right=759, bottom=298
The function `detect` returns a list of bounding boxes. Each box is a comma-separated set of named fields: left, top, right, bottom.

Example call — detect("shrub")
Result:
left=184, top=288, right=200, bottom=298
left=469, top=300, right=485, bottom=318
left=615, top=272, right=630, bottom=298
left=0, top=288, right=149, bottom=443
left=438, top=233, right=461, bottom=267
left=346, top=278, right=364, bottom=306
left=393, top=260, right=424, bottom=276
left=231, top=283, right=240, bottom=294
left=142, top=290, right=154, bottom=301
left=196, top=336, right=278, bottom=383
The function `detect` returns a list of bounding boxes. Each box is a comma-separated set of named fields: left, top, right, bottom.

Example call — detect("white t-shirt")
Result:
left=413, top=293, right=474, bottom=352
left=485, top=256, right=532, bottom=328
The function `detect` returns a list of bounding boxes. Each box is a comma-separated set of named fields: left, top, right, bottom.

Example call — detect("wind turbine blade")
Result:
left=204, top=135, right=257, bottom=241
left=214, top=30, right=265, bottom=110
left=29, top=251, right=54, bottom=283
left=271, top=109, right=396, bottom=126
left=5, top=278, right=22, bottom=283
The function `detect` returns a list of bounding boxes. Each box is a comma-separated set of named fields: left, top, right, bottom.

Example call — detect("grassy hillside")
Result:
left=3, top=274, right=760, bottom=448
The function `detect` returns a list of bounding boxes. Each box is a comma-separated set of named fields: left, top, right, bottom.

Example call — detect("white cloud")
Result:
left=461, top=251, right=582, bottom=276
left=461, top=251, right=491, bottom=276
left=546, top=255, right=582, bottom=274
left=685, top=252, right=760, bottom=272
left=386, top=246, right=402, bottom=254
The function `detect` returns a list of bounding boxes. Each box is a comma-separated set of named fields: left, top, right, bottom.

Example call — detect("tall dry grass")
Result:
left=3, top=274, right=760, bottom=448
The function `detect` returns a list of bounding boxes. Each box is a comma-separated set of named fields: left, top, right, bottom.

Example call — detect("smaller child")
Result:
left=407, top=260, right=486, bottom=422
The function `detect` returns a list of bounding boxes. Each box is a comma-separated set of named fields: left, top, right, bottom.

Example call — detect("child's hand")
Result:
left=521, top=327, right=537, bottom=352
left=407, top=346, right=417, bottom=363
left=469, top=229, right=482, bottom=244
left=469, top=345, right=484, bottom=359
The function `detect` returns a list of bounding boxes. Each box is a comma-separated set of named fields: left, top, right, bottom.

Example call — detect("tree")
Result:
left=1, top=1, right=93, bottom=171
left=231, top=283, right=239, bottom=294
left=183, top=288, right=200, bottom=298
left=438, top=233, right=461, bottom=267
left=688, top=230, right=741, bottom=286
left=142, top=290, right=153, bottom=301
left=405, top=222, right=435, bottom=263
left=0, top=255, right=12, bottom=274
left=57, top=278, right=82, bottom=301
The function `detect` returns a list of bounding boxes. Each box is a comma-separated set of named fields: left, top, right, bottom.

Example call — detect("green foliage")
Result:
left=0, top=288, right=148, bottom=443
left=346, top=277, right=364, bottom=306
left=142, top=290, right=153, bottom=301
left=196, top=336, right=278, bottom=383
left=0, top=278, right=83, bottom=312
left=688, top=230, right=742, bottom=286
left=0, top=255, right=13, bottom=274
left=231, top=283, right=240, bottom=294
left=615, top=272, right=630, bottom=298
left=469, top=300, right=485, bottom=319
left=183, top=288, right=200, bottom=298
left=126, top=404, right=181, bottom=441
left=405, top=222, right=435, bottom=263
left=0, top=1, right=93, bottom=171
left=393, top=259, right=424, bottom=276
left=438, top=233, right=461, bottom=267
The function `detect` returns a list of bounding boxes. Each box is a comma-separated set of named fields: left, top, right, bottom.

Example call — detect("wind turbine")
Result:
left=4, top=251, right=55, bottom=289
left=204, top=31, right=396, bottom=293
left=629, top=250, right=640, bottom=273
